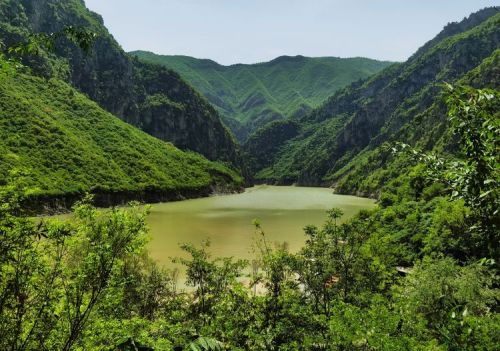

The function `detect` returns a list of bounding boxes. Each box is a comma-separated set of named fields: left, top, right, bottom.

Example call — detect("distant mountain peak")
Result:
left=267, top=55, right=308, bottom=63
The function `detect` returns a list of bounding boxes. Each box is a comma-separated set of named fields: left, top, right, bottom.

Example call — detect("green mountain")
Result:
left=0, top=59, right=243, bottom=212
left=245, top=7, right=500, bottom=191
left=130, top=51, right=393, bottom=141
left=0, top=0, right=241, bottom=167
left=0, top=3, right=498, bottom=349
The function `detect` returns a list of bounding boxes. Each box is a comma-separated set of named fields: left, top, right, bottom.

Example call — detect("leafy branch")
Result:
left=7, top=26, right=97, bottom=58
left=393, top=84, right=499, bottom=258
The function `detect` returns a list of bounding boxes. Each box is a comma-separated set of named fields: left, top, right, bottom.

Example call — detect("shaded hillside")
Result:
left=0, top=60, right=243, bottom=213
left=246, top=7, right=500, bottom=189
left=131, top=51, right=393, bottom=141
left=243, top=119, right=300, bottom=180
left=0, top=0, right=241, bottom=166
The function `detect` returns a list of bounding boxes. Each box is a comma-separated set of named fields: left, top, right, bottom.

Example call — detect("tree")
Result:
left=0, top=176, right=149, bottom=350
left=394, top=257, right=499, bottom=349
left=395, top=85, right=499, bottom=259
left=174, top=240, right=246, bottom=327
left=1, top=26, right=96, bottom=80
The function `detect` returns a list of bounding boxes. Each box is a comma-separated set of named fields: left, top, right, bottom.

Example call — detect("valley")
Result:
left=0, top=1, right=498, bottom=350
left=244, top=8, right=500, bottom=187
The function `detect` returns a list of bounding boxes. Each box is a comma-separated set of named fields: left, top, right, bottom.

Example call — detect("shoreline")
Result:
left=25, top=184, right=244, bottom=216
left=252, top=179, right=380, bottom=200
left=27, top=183, right=378, bottom=216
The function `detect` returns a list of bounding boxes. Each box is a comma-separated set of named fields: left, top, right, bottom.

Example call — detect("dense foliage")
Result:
left=332, top=49, right=500, bottom=197
left=243, top=119, right=300, bottom=178
left=0, top=2, right=498, bottom=350
left=131, top=51, right=392, bottom=141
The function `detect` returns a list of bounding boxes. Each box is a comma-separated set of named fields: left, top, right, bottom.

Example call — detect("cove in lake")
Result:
left=147, top=185, right=376, bottom=268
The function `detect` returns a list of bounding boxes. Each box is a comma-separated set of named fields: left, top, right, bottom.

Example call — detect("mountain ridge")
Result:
left=131, top=50, right=393, bottom=141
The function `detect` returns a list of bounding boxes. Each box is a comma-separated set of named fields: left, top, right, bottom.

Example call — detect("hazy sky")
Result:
left=84, top=0, right=498, bottom=65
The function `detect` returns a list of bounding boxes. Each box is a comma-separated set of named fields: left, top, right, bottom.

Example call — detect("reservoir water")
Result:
left=146, top=185, right=376, bottom=268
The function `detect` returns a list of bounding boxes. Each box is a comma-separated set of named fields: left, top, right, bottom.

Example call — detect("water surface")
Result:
left=147, top=185, right=376, bottom=267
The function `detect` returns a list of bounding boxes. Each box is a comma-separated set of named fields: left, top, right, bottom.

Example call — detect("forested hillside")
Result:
left=0, top=0, right=242, bottom=166
left=246, top=8, right=500, bottom=189
left=0, top=58, right=243, bottom=212
left=131, top=52, right=392, bottom=141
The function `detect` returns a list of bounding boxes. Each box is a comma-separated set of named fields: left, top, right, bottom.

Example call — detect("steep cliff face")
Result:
left=249, top=8, right=500, bottom=187
left=0, top=0, right=242, bottom=167
left=131, top=52, right=393, bottom=141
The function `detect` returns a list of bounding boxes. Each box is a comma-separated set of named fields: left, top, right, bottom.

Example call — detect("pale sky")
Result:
left=84, top=0, right=499, bottom=65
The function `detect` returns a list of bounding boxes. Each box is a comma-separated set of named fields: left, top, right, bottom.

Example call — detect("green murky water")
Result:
left=147, top=185, right=376, bottom=267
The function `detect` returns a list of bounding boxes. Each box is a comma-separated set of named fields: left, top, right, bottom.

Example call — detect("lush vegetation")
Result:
left=245, top=8, right=500, bottom=186
left=131, top=51, right=392, bottom=141
left=0, top=0, right=242, bottom=166
left=331, top=48, right=500, bottom=197
left=0, top=56, right=243, bottom=211
left=0, top=2, right=498, bottom=349
left=1, top=85, right=498, bottom=350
